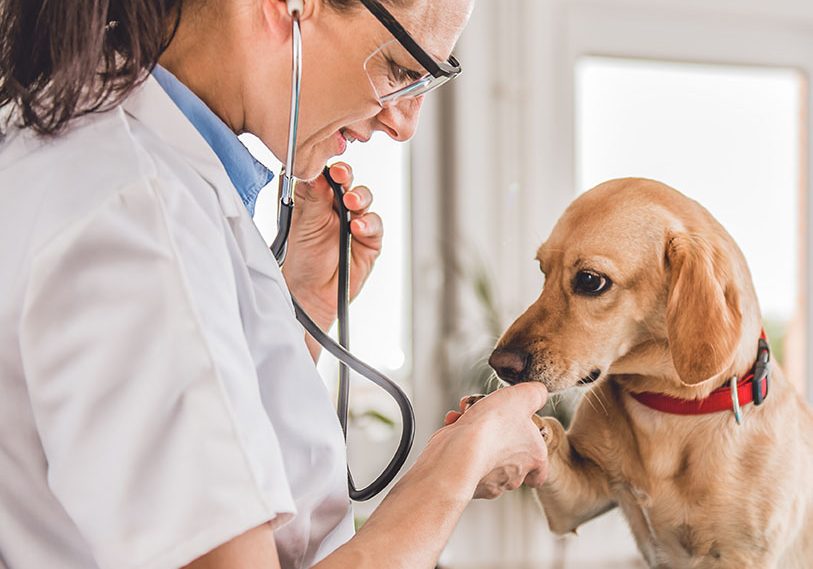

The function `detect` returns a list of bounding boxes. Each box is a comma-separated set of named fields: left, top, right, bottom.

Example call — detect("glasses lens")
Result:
left=365, top=39, right=433, bottom=105
left=380, top=73, right=454, bottom=106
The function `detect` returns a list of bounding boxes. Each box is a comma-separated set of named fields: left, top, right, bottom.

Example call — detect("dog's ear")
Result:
left=665, top=233, right=742, bottom=385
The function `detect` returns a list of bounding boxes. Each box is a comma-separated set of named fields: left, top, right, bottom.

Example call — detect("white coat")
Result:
left=0, top=76, right=353, bottom=569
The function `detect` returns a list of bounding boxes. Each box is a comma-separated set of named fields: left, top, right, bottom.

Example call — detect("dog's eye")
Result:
left=573, top=270, right=612, bottom=296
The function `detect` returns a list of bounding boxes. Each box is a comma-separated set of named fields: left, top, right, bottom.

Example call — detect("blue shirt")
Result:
left=152, top=65, right=274, bottom=216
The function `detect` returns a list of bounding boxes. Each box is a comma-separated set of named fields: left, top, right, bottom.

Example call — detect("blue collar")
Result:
left=151, top=65, right=274, bottom=216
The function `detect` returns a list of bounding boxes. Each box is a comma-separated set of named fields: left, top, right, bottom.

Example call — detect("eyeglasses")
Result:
left=360, top=0, right=462, bottom=107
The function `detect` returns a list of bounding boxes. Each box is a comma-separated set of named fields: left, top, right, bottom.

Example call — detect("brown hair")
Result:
left=0, top=0, right=182, bottom=136
left=0, top=0, right=403, bottom=136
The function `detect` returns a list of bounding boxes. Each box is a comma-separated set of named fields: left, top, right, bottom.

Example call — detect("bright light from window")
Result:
left=576, top=57, right=803, bottom=323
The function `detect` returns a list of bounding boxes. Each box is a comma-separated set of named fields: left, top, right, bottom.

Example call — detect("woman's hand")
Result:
left=281, top=162, right=383, bottom=331
left=428, top=383, right=550, bottom=500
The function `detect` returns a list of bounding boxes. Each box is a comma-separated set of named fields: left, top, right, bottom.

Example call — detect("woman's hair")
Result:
left=0, top=0, right=402, bottom=136
left=0, top=0, right=182, bottom=136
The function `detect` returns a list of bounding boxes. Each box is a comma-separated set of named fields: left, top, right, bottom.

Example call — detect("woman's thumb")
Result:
left=505, top=382, right=549, bottom=414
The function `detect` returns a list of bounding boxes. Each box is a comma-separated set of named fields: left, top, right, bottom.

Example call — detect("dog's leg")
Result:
left=533, top=416, right=616, bottom=535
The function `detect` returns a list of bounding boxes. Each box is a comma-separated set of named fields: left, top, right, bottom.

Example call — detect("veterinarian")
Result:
left=0, top=1, right=550, bottom=568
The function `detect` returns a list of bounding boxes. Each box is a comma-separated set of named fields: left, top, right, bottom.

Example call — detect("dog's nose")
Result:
left=489, top=349, right=530, bottom=384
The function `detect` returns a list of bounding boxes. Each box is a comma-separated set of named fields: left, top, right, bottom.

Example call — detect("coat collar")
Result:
left=150, top=65, right=274, bottom=217
left=122, top=74, right=291, bottom=291
left=122, top=74, right=245, bottom=219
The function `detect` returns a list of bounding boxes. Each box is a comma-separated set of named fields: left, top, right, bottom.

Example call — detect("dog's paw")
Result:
left=535, top=416, right=565, bottom=452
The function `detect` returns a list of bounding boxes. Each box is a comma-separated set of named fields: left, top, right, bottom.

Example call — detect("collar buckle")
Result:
left=729, top=375, right=743, bottom=425
left=752, top=336, right=771, bottom=406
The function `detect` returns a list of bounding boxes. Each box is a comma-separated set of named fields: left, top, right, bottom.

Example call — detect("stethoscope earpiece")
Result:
left=286, top=0, right=304, bottom=17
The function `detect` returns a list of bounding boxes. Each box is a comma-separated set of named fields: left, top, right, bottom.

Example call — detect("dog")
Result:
left=484, top=178, right=813, bottom=568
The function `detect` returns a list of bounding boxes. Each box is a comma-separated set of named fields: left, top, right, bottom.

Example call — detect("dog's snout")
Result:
left=489, top=349, right=530, bottom=384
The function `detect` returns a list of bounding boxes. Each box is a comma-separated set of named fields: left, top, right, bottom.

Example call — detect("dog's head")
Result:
left=489, top=178, right=761, bottom=396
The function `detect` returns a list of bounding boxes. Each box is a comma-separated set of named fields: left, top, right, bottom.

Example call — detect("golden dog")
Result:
left=487, top=178, right=813, bottom=568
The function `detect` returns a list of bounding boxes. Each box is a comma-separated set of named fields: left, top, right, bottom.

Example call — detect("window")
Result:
left=576, top=57, right=806, bottom=385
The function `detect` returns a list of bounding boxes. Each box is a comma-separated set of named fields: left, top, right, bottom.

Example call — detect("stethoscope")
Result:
left=269, top=0, right=415, bottom=502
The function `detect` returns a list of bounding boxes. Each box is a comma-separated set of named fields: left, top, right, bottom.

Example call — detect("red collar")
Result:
left=631, top=331, right=770, bottom=419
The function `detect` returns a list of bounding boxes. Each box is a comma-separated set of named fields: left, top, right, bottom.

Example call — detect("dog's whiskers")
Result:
left=589, top=388, right=609, bottom=417
left=582, top=392, right=600, bottom=415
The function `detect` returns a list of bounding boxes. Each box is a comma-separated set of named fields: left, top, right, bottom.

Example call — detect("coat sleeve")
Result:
left=20, top=176, right=295, bottom=569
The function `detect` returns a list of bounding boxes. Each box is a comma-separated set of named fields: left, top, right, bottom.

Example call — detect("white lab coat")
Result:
left=0, top=76, right=354, bottom=569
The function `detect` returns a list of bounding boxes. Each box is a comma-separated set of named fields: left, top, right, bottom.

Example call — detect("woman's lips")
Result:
left=334, top=130, right=347, bottom=155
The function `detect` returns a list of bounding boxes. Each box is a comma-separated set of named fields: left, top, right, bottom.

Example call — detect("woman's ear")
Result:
left=665, top=233, right=742, bottom=385
left=261, top=0, right=319, bottom=41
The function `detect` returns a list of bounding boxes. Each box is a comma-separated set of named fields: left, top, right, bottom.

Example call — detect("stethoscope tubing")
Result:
left=319, top=168, right=415, bottom=501
left=293, top=292, right=416, bottom=500
left=270, top=10, right=415, bottom=502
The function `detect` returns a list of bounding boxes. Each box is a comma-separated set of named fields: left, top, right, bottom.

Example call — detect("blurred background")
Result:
left=243, top=0, right=813, bottom=566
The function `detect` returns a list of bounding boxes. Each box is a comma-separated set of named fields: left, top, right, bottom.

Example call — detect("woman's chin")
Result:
left=294, top=150, right=345, bottom=182
left=292, top=157, right=325, bottom=182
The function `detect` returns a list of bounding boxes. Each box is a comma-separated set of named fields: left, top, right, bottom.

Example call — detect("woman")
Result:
left=0, top=1, right=549, bottom=568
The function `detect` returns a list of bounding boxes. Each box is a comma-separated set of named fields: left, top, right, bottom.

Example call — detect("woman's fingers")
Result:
left=444, top=411, right=462, bottom=426
left=298, top=163, right=375, bottom=230
left=488, top=382, right=548, bottom=416
left=343, top=185, right=373, bottom=213
left=350, top=212, right=383, bottom=252
left=473, top=465, right=529, bottom=500
left=329, top=162, right=354, bottom=189
left=329, top=166, right=378, bottom=244
left=350, top=211, right=382, bottom=237
left=459, top=394, right=486, bottom=412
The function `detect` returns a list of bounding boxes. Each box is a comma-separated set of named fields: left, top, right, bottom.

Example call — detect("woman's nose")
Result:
left=377, top=96, right=424, bottom=142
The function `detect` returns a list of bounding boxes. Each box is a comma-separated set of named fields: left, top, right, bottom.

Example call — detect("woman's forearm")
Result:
left=314, top=436, right=479, bottom=569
